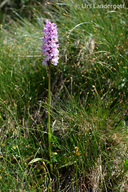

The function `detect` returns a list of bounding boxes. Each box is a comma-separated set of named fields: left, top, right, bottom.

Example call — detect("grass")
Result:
left=0, top=0, right=128, bottom=191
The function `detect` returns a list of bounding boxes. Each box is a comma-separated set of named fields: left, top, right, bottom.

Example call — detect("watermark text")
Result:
left=82, top=3, right=125, bottom=9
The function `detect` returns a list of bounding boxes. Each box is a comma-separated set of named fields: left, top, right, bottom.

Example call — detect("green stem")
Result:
left=76, top=160, right=78, bottom=192
left=48, top=62, right=53, bottom=173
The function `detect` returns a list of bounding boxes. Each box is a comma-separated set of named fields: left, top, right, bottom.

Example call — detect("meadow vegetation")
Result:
left=0, top=0, right=128, bottom=191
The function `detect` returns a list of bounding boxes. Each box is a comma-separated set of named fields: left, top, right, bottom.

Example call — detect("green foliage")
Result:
left=0, top=0, right=128, bottom=191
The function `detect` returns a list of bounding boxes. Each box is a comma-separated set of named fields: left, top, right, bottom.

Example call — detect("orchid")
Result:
left=42, top=20, right=59, bottom=173
left=42, top=20, right=59, bottom=66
